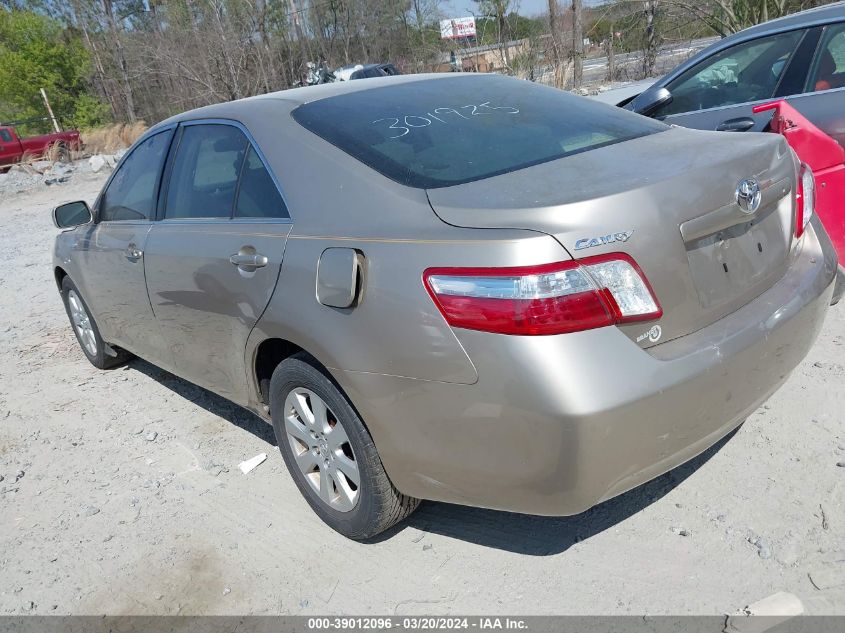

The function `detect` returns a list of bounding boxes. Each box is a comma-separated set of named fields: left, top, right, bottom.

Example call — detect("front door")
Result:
left=76, top=128, right=174, bottom=367
left=653, top=29, right=808, bottom=133
left=0, top=128, right=17, bottom=166
left=143, top=122, right=292, bottom=404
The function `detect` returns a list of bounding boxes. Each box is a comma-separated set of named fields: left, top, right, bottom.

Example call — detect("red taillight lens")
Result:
left=795, top=163, right=815, bottom=239
left=423, top=253, right=662, bottom=336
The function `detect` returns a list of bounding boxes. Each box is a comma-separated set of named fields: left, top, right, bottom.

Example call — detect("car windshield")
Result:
left=291, top=75, right=668, bottom=188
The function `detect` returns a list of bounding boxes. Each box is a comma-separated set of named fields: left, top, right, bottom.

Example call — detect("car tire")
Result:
left=270, top=353, right=420, bottom=539
left=56, top=142, right=71, bottom=163
left=60, top=276, right=132, bottom=369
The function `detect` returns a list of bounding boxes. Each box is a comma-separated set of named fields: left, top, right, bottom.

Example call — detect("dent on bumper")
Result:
left=336, top=222, right=837, bottom=516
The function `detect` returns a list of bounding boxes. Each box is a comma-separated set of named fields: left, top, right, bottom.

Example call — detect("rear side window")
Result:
left=0, top=129, right=12, bottom=142
left=808, top=23, right=845, bottom=92
left=100, top=130, right=171, bottom=222
left=166, top=124, right=248, bottom=219
left=292, top=75, right=666, bottom=189
left=235, top=147, right=289, bottom=219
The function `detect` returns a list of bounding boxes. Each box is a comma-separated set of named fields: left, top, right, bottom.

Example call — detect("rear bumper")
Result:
left=336, top=219, right=837, bottom=516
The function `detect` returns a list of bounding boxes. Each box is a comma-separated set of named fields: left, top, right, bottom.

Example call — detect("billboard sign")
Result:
left=440, top=17, right=476, bottom=40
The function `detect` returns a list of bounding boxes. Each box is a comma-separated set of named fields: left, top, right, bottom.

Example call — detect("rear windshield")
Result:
left=291, top=75, right=667, bottom=189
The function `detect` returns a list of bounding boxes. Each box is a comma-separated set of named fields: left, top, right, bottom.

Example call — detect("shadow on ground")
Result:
left=128, top=358, right=277, bottom=446
left=127, top=357, right=737, bottom=555
left=372, top=429, right=739, bottom=555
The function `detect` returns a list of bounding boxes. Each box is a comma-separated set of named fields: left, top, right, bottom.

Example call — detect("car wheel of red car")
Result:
left=56, top=142, right=71, bottom=163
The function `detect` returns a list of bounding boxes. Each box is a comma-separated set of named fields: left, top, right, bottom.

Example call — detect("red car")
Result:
left=0, top=125, right=81, bottom=172
left=755, top=100, right=845, bottom=288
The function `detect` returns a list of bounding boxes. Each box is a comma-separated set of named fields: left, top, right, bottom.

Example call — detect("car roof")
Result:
left=150, top=74, right=489, bottom=131
left=736, top=1, right=845, bottom=38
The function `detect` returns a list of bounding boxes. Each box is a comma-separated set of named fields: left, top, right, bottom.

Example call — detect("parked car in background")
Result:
left=620, top=3, right=845, bottom=294
left=335, top=63, right=401, bottom=81
left=350, top=63, right=400, bottom=80
left=52, top=74, right=837, bottom=539
left=0, top=125, right=81, bottom=172
left=753, top=98, right=845, bottom=289
left=625, top=1, right=845, bottom=148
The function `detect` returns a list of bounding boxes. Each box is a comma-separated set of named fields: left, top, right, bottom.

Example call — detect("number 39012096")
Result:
left=372, top=102, right=520, bottom=138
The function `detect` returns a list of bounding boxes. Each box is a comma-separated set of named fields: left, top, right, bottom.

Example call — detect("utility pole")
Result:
left=40, top=89, right=61, bottom=133
left=571, top=0, right=583, bottom=89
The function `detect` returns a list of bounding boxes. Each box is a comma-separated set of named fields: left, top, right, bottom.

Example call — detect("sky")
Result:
left=440, top=0, right=604, bottom=20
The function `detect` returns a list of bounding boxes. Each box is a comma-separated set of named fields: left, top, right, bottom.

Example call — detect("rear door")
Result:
left=787, top=21, right=845, bottom=149
left=143, top=121, right=292, bottom=403
left=74, top=128, right=174, bottom=365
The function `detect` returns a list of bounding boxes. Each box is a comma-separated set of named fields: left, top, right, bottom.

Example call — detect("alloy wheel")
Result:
left=67, top=289, right=97, bottom=357
left=283, top=387, right=360, bottom=512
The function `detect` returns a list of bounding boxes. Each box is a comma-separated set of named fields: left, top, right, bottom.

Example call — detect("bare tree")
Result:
left=642, top=0, right=659, bottom=78
left=571, top=0, right=583, bottom=88
left=475, top=0, right=513, bottom=71
left=101, top=0, right=137, bottom=122
left=547, top=0, right=568, bottom=88
left=666, top=0, right=818, bottom=36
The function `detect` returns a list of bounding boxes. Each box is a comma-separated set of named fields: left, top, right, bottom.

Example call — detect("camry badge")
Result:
left=574, top=230, right=634, bottom=251
left=736, top=178, right=761, bottom=214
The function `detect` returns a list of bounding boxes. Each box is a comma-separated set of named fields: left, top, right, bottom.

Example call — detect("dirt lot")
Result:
left=1, top=165, right=844, bottom=617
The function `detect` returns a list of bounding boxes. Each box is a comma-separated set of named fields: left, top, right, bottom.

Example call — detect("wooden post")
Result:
left=40, top=88, right=61, bottom=133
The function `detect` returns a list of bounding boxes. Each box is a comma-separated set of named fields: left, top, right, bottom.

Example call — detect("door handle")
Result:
left=124, top=245, right=143, bottom=261
left=716, top=117, right=755, bottom=132
left=229, top=249, right=268, bottom=272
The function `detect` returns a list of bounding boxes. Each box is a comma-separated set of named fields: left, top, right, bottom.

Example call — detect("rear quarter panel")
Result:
left=233, top=98, right=571, bottom=404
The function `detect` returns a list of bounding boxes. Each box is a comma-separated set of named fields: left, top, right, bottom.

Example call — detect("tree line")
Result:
left=0, top=0, right=834, bottom=135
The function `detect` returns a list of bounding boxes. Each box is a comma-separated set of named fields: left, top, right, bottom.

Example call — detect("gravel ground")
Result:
left=1, top=164, right=844, bottom=616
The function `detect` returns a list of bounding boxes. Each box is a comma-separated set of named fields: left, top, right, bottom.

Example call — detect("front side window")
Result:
left=165, top=124, right=248, bottom=219
left=655, top=30, right=804, bottom=117
left=0, top=129, right=12, bottom=143
left=100, top=130, right=171, bottom=222
left=807, top=23, right=845, bottom=92
left=292, top=75, right=666, bottom=188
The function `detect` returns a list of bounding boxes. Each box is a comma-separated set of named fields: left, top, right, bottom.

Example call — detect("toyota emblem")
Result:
left=736, top=179, right=762, bottom=214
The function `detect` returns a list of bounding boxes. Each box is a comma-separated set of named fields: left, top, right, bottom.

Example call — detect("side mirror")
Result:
left=632, top=86, right=673, bottom=117
left=52, top=201, right=92, bottom=229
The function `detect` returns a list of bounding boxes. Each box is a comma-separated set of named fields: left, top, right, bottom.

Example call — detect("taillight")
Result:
left=796, top=163, right=815, bottom=238
left=423, top=253, right=662, bottom=336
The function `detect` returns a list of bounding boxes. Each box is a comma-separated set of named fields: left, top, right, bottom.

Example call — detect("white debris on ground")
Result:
left=0, top=172, right=844, bottom=616
left=238, top=453, right=268, bottom=475
left=0, top=149, right=126, bottom=196
left=726, top=592, right=805, bottom=633
left=88, top=149, right=125, bottom=174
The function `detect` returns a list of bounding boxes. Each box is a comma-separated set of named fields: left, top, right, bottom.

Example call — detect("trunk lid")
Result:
left=426, top=126, right=797, bottom=347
